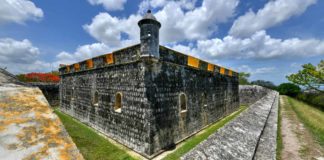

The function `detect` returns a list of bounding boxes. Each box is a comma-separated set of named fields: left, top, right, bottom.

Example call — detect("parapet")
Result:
left=59, top=44, right=238, bottom=77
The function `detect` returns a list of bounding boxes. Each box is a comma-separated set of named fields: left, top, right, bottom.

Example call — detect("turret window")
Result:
left=114, top=92, right=122, bottom=113
left=179, top=93, right=187, bottom=112
left=93, top=91, right=99, bottom=107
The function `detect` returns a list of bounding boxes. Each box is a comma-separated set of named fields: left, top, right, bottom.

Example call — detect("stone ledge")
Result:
left=181, top=90, right=278, bottom=160
left=254, top=92, right=279, bottom=160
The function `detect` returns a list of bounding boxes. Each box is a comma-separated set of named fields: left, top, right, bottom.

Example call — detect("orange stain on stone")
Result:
left=0, top=87, right=83, bottom=160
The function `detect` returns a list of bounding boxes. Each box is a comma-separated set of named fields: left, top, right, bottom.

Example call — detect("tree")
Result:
left=287, top=60, right=324, bottom=93
left=251, top=80, right=277, bottom=90
left=239, top=72, right=250, bottom=85
left=277, top=83, right=301, bottom=97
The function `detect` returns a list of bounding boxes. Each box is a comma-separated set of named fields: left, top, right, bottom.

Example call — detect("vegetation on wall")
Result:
left=16, top=71, right=60, bottom=83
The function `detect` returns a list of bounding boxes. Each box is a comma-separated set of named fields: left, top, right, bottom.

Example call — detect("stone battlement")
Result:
left=59, top=45, right=238, bottom=78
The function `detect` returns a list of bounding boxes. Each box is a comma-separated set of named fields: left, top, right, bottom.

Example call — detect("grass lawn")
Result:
left=286, top=96, right=324, bottom=146
left=54, top=109, right=138, bottom=160
left=276, top=99, right=283, bottom=160
left=162, top=105, right=247, bottom=160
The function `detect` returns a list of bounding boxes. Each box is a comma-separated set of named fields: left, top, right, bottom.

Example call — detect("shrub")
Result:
left=277, top=83, right=301, bottom=97
left=297, top=92, right=324, bottom=111
left=17, top=72, right=60, bottom=83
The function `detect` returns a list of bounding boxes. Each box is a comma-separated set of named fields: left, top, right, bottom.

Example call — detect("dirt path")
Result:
left=280, top=96, right=323, bottom=160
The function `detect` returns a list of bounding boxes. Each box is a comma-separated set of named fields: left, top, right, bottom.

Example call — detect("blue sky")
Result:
left=0, top=0, right=323, bottom=85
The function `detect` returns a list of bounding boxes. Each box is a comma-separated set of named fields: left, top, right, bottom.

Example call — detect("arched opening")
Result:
left=179, top=93, right=187, bottom=112
left=93, top=91, right=99, bottom=107
left=114, top=92, right=122, bottom=113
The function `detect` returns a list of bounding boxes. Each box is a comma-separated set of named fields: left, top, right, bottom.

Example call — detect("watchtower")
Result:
left=138, top=10, right=161, bottom=58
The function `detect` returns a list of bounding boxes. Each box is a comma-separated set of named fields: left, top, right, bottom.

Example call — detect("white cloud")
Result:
left=237, top=65, right=275, bottom=75
left=290, top=62, right=301, bottom=68
left=55, top=42, right=112, bottom=66
left=156, top=0, right=239, bottom=43
left=0, top=0, right=43, bottom=24
left=88, top=0, right=127, bottom=11
left=138, top=0, right=197, bottom=14
left=195, top=30, right=324, bottom=60
left=0, top=38, right=51, bottom=73
left=229, top=0, right=316, bottom=37
left=84, top=0, right=238, bottom=48
left=83, top=12, right=140, bottom=47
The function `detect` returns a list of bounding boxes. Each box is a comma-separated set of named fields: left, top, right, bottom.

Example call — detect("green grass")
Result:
left=54, top=109, right=137, bottom=160
left=162, top=106, right=247, bottom=160
left=285, top=96, right=324, bottom=146
left=276, top=100, right=283, bottom=160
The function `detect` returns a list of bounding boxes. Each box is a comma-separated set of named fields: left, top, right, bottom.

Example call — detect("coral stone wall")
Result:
left=59, top=45, right=239, bottom=157
left=144, top=59, right=239, bottom=154
left=239, top=85, right=271, bottom=106
left=60, top=61, right=152, bottom=155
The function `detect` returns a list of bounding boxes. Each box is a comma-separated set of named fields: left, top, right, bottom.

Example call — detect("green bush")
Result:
left=277, top=83, right=301, bottom=97
left=296, top=92, right=324, bottom=111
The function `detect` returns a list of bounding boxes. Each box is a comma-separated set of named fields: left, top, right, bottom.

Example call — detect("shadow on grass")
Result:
left=54, top=109, right=137, bottom=160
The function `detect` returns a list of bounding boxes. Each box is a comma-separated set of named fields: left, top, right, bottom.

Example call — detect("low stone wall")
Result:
left=29, top=82, right=59, bottom=107
left=239, top=85, right=271, bottom=106
left=181, top=86, right=279, bottom=160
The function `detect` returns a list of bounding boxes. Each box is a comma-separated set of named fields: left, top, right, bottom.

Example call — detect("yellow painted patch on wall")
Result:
left=207, top=64, right=214, bottom=72
left=66, top=66, right=70, bottom=73
left=220, top=67, right=225, bottom=75
left=74, top=64, right=80, bottom=71
left=86, top=59, right=93, bottom=69
left=229, top=70, right=233, bottom=76
left=105, top=53, right=114, bottom=64
left=188, top=56, right=199, bottom=68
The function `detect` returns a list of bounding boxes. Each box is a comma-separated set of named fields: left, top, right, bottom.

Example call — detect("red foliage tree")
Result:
left=21, top=72, right=60, bottom=83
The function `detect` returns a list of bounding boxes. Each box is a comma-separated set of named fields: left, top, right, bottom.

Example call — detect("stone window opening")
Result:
left=179, top=93, right=187, bottom=113
left=93, top=91, right=99, bottom=107
left=114, top=92, right=122, bottom=113
left=71, top=88, right=75, bottom=101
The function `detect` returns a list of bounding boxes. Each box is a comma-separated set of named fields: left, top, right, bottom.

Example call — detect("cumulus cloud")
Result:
left=156, top=0, right=239, bottom=43
left=83, top=13, right=140, bottom=47
left=84, top=0, right=238, bottom=47
left=195, top=30, right=324, bottom=60
left=0, top=38, right=51, bottom=73
left=88, top=0, right=127, bottom=11
left=0, top=0, right=43, bottom=24
left=138, top=0, right=197, bottom=14
left=237, top=65, right=275, bottom=75
left=229, top=0, right=316, bottom=37
left=55, top=42, right=114, bottom=66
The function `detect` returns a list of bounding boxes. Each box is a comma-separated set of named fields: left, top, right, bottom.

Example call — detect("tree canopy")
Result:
left=239, top=72, right=250, bottom=85
left=277, top=83, right=301, bottom=96
left=287, top=60, right=324, bottom=93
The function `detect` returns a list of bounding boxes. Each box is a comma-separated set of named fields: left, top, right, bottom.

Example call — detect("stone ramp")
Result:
left=0, top=84, right=83, bottom=160
left=181, top=91, right=279, bottom=160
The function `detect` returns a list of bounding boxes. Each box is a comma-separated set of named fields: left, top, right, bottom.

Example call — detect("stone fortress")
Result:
left=59, top=10, right=239, bottom=158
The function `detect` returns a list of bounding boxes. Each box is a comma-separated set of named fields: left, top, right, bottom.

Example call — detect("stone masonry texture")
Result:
left=59, top=44, right=239, bottom=157
left=59, top=11, right=239, bottom=158
left=181, top=86, right=279, bottom=160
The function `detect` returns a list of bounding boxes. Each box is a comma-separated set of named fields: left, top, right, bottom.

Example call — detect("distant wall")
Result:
left=29, top=82, right=59, bottom=106
left=239, top=85, right=271, bottom=106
